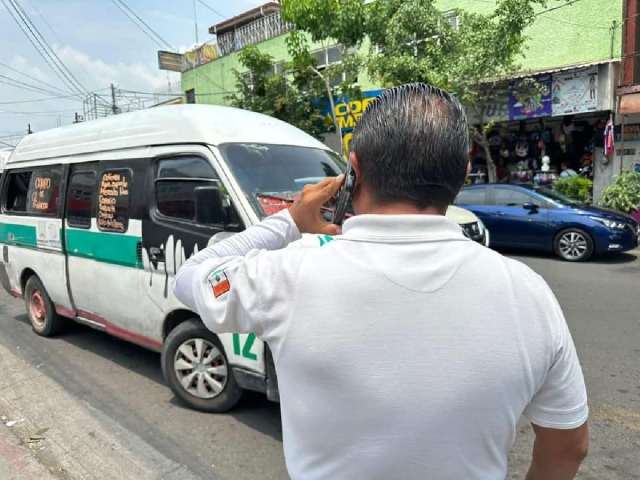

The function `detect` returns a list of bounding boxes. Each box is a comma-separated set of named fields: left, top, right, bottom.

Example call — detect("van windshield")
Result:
left=218, top=143, right=347, bottom=217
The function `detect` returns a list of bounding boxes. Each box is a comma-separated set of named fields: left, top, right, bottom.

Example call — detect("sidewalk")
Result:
left=0, top=420, right=61, bottom=479
left=0, top=341, right=202, bottom=480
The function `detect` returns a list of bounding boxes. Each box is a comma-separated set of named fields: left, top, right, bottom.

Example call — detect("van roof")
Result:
left=8, top=104, right=329, bottom=165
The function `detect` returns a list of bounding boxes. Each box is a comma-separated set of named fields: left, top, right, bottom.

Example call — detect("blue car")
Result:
left=455, top=184, right=640, bottom=261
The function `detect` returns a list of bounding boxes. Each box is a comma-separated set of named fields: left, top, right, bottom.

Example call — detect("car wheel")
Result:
left=161, top=318, right=243, bottom=413
left=553, top=228, right=594, bottom=262
left=24, top=275, right=64, bottom=336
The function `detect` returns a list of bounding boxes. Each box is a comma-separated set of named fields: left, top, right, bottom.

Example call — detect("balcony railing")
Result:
left=217, top=12, right=295, bottom=57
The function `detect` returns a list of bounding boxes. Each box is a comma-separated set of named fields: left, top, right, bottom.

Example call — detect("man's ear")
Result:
left=350, top=151, right=361, bottom=184
left=466, top=161, right=472, bottom=179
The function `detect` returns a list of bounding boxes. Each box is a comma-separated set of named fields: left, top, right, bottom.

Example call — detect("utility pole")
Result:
left=111, top=83, right=119, bottom=115
left=193, top=0, right=199, bottom=44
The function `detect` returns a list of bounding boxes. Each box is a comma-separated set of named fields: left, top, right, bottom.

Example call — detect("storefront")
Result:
left=467, top=61, right=617, bottom=191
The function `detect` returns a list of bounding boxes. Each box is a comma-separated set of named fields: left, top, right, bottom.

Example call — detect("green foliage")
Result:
left=226, top=47, right=330, bottom=140
left=598, top=171, right=640, bottom=214
left=366, top=0, right=558, bottom=181
left=553, top=176, right=593, bottom=204
left=281, top=0, right=368, bottom=149
left=280, top=0, right=368, bottom=47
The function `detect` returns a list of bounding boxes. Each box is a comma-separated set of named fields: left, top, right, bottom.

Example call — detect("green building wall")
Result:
left=182, top=0, right=622, bottom=103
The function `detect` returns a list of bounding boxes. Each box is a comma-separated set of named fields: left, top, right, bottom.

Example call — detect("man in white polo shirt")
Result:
left=173, top=83, right=588, bottom=480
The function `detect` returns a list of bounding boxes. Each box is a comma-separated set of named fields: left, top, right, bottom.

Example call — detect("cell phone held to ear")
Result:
left=331, top=162, right=356, bottom=225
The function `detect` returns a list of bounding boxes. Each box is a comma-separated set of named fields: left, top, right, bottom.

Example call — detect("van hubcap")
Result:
left=30, top=291, right=46, bottom=326
left=174, top=339, right=228, bottom=399
left=559, top=232, right=588, bottom=260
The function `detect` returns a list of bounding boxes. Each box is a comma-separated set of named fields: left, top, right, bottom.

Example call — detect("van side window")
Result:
left=155, top=156, right=219, bottom=222
left=4, top=168, right=62, bottom=216
left=67, top=171, right=96, bottom=229
left=4, top=171, right=32, bottom=213
left=97, top=169, right=131, bottom=234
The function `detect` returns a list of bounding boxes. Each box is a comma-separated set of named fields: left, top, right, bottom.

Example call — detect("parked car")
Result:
left=454, top=184, right=640, bottom=261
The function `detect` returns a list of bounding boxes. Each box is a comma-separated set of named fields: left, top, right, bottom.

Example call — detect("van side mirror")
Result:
left=194, top=186, right=226, bottom=225
left=523, top=202, right=538, bottom=212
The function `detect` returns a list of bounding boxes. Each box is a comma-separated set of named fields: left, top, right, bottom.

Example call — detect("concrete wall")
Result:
left=438, top=0, right=622, bottom=73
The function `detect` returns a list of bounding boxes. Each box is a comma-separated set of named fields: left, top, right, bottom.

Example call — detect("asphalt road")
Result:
left=0, top=249, right=639, bottom=480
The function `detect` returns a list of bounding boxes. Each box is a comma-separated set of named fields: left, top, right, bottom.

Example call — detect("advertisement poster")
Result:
left=325, top=89, right=384, bottom=153
left=509, top=74, right=552, bottom=120
left=552, top=67, right=598, bottom=116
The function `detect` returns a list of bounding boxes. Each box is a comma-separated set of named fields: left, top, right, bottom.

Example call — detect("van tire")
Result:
left=161, top=318, right=243, bottom=413
left=24, top=276, right=64, bottom=336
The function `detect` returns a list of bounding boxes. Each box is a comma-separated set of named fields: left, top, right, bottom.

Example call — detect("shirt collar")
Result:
left=339, top=214, right=468, bottom=244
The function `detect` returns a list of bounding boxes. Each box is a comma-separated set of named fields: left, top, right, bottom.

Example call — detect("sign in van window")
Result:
left=27, top=168, right=62, bottom=215
left=98, top=170, right=131, bottom=233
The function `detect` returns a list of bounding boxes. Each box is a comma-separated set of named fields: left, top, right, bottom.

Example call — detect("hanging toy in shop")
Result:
left=603, top=118, right=614, bottom=157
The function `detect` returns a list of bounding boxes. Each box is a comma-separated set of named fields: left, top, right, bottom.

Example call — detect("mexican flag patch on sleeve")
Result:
left=208, top=269, right=230, bottom=298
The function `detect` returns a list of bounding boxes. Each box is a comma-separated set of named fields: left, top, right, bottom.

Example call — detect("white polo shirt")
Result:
left=173, top=211, right=588, bottom=480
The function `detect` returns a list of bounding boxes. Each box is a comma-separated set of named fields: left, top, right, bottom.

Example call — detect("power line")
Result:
left=1, top=0, right=87, bottom=99
left=196, top=0, right=226, bottom=20
left=0, top=60, right=72, bottom=95
left=10, top=0, right=91, bottom=96
left=0, top=73, right=73, bottom=97
left=535, top=0, right=583, bottom=16
left=537, top=14, right=619, bottom=30
left=0, top=92, right=86, bottom=105
left=111, top=0, right=173, bottom=51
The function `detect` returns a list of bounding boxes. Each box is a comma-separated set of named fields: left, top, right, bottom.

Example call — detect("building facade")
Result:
left=165, top=0, right=624, bottom=196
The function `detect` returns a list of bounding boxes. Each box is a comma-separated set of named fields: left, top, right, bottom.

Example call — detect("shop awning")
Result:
left=484, top=58, right=618, bottom=83
left=620, top=93, right=640, bottom=114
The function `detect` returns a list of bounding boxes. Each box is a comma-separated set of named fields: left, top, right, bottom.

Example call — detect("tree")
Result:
left=367, top=0, right=559, bottom=182
left=226, top=46, right=329, bottom=140
left=280, top=0, right=368, bottom=152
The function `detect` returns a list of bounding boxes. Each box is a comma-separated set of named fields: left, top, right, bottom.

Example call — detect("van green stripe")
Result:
left=66, top=230, right=142, bottom=269
left=0, top=223, right=37, bottom=248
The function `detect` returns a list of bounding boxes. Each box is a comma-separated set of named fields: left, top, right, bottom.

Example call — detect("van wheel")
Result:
left=161, top=318, right=243, bottom=413
left=553, top=228, right=594, bottom=262
left=24, top=276, right=64, bottom=336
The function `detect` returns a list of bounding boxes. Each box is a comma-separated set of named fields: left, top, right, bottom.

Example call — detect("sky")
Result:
left=0, top=0, right=264, bottom=148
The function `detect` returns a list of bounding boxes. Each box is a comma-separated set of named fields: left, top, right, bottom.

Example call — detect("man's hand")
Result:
left=289, top=175, right=344, bottom=236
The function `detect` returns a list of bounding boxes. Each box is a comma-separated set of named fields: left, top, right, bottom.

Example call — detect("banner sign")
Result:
left=325, top=90, right=384, bottom=152
left=509, top=74, right=552, bottom=120
left=182, top=44, right=219, bottom=71
left=614, top=123, right=640, bottom=142
left=551, top=67, right=598, bottom=116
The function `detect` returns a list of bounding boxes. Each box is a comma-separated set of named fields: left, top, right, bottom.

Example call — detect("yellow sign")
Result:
left=325, top=91, right=384, bottom=153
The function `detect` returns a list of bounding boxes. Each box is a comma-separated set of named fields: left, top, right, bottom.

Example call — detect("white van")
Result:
left=0, top=105, right=488, bottom=412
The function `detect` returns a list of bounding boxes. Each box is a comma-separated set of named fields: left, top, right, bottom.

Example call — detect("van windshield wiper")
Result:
left=255, top=192, right=353, bottom=218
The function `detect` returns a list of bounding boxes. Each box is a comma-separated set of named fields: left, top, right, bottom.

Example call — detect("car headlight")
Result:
left=590, top=217, right=626, bottom=229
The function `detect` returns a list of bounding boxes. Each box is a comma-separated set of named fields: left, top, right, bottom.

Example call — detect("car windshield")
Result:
left=533, top=187, right=582, bottom=206
left=218, top=143, right=347, bottom=217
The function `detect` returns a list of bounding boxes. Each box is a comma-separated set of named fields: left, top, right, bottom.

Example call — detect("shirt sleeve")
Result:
left=172, top=210, right=302, bottom=335
left=523, top=289, right=589, bottom=430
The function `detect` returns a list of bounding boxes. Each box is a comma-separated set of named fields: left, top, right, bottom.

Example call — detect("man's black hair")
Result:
left=350, top=83, right=469, bottom=209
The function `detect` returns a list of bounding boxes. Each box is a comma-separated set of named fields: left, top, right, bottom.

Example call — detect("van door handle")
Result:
left=149, top=247, right=165, bottom=262
left=495, top=211, right=506, bottom=216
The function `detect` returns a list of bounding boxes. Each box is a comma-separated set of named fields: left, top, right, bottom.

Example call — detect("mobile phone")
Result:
left=331, top=162, right=356, bottom=225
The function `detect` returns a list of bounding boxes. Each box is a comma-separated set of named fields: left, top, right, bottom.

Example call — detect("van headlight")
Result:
left=461, top=220, right=486, bottom=243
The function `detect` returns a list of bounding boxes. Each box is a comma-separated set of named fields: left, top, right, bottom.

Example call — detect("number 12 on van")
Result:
left=208, top=269, right=230, bottom=298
